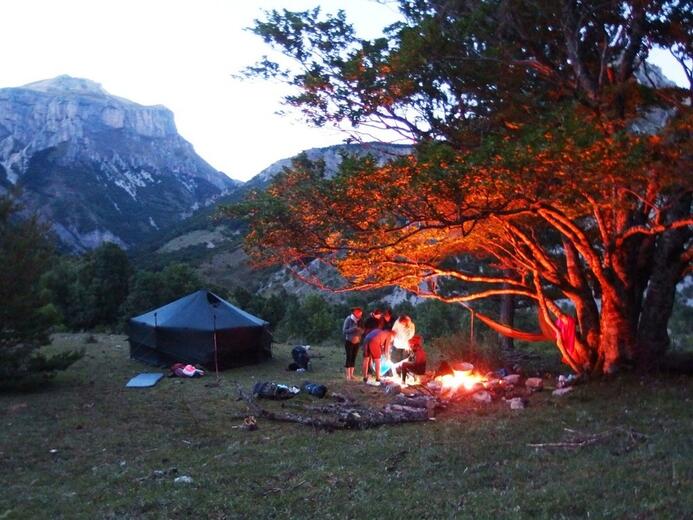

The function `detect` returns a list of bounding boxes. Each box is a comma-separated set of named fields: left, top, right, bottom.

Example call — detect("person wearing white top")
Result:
left=391, top=315, right=415, bottom=361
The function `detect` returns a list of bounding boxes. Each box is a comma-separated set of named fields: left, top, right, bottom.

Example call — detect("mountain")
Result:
left=135, top=142, right=413, bottom=294
left=245, top=141, right=412, bottom=189
left=0, top=75, right=239, bottom=251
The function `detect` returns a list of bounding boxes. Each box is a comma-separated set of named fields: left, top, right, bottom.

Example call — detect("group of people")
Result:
left=342, top=307, right=426, bottom=386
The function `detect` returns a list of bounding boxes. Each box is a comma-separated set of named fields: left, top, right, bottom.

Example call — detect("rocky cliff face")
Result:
left=150, top=141, right=414, bottom=296
left=0, top=75, right=238, bottom=251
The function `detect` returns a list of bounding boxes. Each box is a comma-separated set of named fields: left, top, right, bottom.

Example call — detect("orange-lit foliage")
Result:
left=237, top=1, right=692, bottom=375
left=232, top=110, right=691, bottom=375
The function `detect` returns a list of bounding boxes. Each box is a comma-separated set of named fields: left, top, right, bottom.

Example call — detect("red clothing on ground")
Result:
left=556, top=316, right=576, bottom=356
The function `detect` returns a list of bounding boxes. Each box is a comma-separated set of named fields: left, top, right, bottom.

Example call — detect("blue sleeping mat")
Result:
left=126, top=372, right=164, bottom=388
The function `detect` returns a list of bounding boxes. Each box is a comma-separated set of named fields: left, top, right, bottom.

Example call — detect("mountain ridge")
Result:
left=0, top=75, right=239, bottom=250
left=133, top=141, right=414, bottom=297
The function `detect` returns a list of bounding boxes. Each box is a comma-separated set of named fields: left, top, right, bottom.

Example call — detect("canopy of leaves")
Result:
left=246, top=0, right=692, bottom=140
left=235, top=0, right=692, bottom=373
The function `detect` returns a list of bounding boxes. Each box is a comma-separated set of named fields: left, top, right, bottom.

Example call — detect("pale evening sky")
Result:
left=0, top=1, right=688, bottom=182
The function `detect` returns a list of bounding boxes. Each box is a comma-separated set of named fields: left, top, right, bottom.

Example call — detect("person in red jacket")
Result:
left=396, top=335, right=426, bottom=384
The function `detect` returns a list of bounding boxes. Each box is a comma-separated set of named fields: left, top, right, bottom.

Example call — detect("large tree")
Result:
left=232, top=0, right=692, bottom=374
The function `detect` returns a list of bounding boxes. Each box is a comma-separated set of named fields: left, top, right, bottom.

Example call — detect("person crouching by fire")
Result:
left=342, top=307, right=364, bottom=381
left=396, top=335, right=426, bottom=385
left=362, top=329, right=395, bottom=386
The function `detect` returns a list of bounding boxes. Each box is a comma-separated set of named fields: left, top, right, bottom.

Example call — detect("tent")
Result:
left=128, top=290, right=272, bottom=369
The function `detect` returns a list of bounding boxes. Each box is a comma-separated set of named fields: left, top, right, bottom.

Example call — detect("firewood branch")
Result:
left=235, top=384, right=434, bottom=430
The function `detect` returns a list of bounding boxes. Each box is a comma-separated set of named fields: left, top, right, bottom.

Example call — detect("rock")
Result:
left=174, top=476, right=194, bottom=485
left=503, top=374, right=521, bottom=385
left=152, top=467, right=177, bottom=479
left=472, top=391, right=493, bottom=404
left=525, top=377, right=544, bottom=390
left=508, top=397, right=526, bottom=410
left=552, top=387, right=574, bottom=397
left=557, top=374, right=579, bottom=388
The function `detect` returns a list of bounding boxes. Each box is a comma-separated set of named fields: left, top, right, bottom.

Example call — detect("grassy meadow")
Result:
left=1, top=333, right=691, bottom=519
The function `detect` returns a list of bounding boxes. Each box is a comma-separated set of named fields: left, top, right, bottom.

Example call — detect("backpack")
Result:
left=252, top=381, right=299, bottom=400
left=291, top=346, right=311, bottom=370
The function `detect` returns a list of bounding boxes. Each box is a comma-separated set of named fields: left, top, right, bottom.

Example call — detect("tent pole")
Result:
left=471, top=309, right=475, bottom=347
left=213, top=313, right=220, bottom=383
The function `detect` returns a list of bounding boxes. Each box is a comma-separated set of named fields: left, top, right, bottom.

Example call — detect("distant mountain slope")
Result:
left=134, top=141, right=413, bottom=293
left=246, top=141, right=412, bottom=189
left=0, top=75, right=240, bottom=251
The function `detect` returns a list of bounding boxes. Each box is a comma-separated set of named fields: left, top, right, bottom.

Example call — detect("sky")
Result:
left=0, top=1, right=688, bottom=182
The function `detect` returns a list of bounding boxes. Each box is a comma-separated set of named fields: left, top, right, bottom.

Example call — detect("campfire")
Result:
left=434, top=362, right=488, bottom=394
left=239, top=357, right=572, bottom=431
left=380, top=359, right=489, bottom=397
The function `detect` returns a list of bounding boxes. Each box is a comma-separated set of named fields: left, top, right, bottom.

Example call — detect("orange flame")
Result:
left=436, top=364, right=487, bottom=393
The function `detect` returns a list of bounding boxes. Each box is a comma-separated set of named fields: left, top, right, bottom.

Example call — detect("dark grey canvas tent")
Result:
left=128, top=290, right=272, bottom=369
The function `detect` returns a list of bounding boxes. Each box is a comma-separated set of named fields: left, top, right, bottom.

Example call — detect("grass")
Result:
left=1, top=333, right=692, bottom=519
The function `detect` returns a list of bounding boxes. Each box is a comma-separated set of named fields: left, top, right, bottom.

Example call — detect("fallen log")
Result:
left=384, top=404, right=431, bottom=420
left=235, top=384, right=432, bottom=430
left=391, top=394, right=437, bottom=410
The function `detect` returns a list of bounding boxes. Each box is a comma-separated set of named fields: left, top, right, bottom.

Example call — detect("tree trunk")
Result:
left=599, top=291, right=636, bottom=374
left=636, top=193, right=692, bottom=367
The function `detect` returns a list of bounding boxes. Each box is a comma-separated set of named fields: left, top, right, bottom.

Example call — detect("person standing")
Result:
left=391, top=314, right=416, bottom=362
left=362, top=328, right=395, bottom=385
left=382, top=308, right=394, bottom=330
left=380, top=308, right=395, bottom=361
left=363, top=308, right=385, bottom=335
left=342, top=307, right=364, bottom=381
